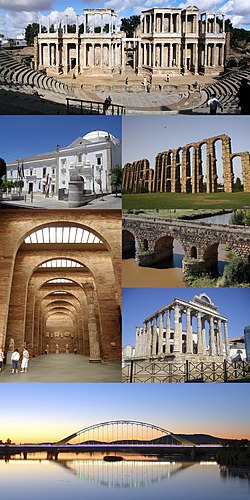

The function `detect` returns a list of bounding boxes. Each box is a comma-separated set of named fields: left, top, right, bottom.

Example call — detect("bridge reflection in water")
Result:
left=57, top=458, right=193, bottom=488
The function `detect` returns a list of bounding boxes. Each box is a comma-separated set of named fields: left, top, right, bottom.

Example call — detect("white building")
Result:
left=6, top=130, right=121, bottom=197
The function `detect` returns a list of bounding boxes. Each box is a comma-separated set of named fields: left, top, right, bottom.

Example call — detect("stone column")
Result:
left=202, top=318, right=207, bottom=355
left=224, top=321, right=230, bottom=358
left=135, top=326, right=141, bottom=357
left=214, top=14, right=216, bottom=34
left=186, top=308, right=193, bottom=354
left=47, top=44, right=50, bottom=66
left=209, top=316, right=216, bottom=356
left=197, top=312, right=203, bottom=354
left=142, top=323, right=147, bottom=357
left=170, top=13, right=173, bottom=33
left=222, top=135, right=233, bottom=193
left=165, top=308, right=171, bottom=354
left=152, top=315, right=157, bottom=355
left=217, top=319, right=223, bottom=355
left=173, top=304, right=181, bottom=354
left=39, top=42, right=43, bottom=66
left=146, top=321, right=152, bottom=358
left=83, top=283, right=101, bottom=362
left=56, top=42, right=59, bottom=67
left=158, top=312, right=164, bottom=355
left=169, top=43, right=173, bottom=67
left=161, top=43, right=164, bottom=67
left=65, top=15, right=68, bottom=34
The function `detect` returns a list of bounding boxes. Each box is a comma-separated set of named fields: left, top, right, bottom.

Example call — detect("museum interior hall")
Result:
left=0, top=209, right=121, bottom=382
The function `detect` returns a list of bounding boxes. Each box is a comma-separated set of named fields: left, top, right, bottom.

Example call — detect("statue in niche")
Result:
left=55, top=343, right=59, bottom=354
left=50, top=333, right=53, bottom=338
left=65, top=343, right=69, bottom=353
left=61, top=333, right=64, bottom=338
left=55, top=332, right=59, bottom=338
left=8, top=338, right=14, bottom=351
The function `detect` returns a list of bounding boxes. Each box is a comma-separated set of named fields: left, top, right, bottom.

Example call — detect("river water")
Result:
left=122, top=213, right=231, bottom=288
left=0, top=455, right=248, bottom=500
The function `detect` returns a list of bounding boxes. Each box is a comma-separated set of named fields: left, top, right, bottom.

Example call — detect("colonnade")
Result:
left=135, top=297, right=230, bottom=360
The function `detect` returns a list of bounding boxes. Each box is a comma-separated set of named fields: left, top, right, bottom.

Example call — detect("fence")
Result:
left=122, top=359, right=250, bottom=383
left=66, top=98, right=126, bottom=115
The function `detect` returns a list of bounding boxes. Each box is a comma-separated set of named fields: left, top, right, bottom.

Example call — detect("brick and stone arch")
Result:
left=0, top=211, right=121, bottom=363
left=122, top=215, right=250, bottom=276
left=134, top=293, right=230, bottom=363
left=123, top=134, right=250, bottom=194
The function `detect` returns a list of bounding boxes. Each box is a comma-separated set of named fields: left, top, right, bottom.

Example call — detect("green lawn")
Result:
left=122, top=192, right=250, bottom=209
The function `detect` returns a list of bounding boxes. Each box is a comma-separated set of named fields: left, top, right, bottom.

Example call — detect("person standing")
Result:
left=11, top=349, right=20, bottom=374
left=0, top=349, right=4, bottom=372
left=207, top=95, right=223, bottom=114
left=20, top=348, right=29, bottom=373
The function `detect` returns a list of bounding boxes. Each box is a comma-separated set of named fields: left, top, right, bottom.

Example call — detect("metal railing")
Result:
left=66, top=97, right=126, bottom=115
left=122, top=359, right=250, bottom=383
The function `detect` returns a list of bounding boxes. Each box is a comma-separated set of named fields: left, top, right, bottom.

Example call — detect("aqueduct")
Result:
left=0, top=210, right=121, bottom=365
left=122, top=134, right=250, bottom=194
left=122, top=215, right=250, bottom=275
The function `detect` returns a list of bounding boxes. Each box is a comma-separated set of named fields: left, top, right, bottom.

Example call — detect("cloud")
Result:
left=220, top=0, right=250, bottom=26
left=0, top=0, right=54, bottom=12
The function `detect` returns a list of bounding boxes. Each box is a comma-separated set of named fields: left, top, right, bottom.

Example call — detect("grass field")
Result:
left=122, top=192, right=250, bottom=209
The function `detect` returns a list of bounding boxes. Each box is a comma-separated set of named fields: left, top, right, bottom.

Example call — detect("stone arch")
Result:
left=203, top=242, right=220, bottom=270
left=143, top=239, right=149, bottom=251
left=226, top=57, right=238, bottom=68
left=122, top=229, right=136, bottom=258
left=190, top=246, right=197, bottom=258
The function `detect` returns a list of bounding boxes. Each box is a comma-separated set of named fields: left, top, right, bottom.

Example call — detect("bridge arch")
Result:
left=122, top=229, right=137, bottom=258
left=57, top=420, right=195, bottom=446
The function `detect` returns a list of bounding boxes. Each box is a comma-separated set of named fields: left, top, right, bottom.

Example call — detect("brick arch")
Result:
left=122, top=228, right=137, bottom=257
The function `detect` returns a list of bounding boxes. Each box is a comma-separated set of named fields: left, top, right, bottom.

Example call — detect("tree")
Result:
left=120, top=16, right=141, bottom=37
left=229, top=209, right=250, bottom=226
left=0, top=158, right=6, bottom=185
left=109, top=165, right=122, bottom=196
left=223, top=256, right=250, bottom=286
left=25, top=23, right=46, bottom=45
left=234, top=177, right=242, bottom=192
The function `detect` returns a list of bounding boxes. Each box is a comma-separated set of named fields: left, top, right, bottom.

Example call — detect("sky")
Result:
left=0, top=115, right=122, bottom=163
left=122, top=288, right=250, bottom=345
left=122, top=115, right=250, bottom=182
left=0, top=383, right=250, bottom=443
left=0, top=0, right=249, bottom=38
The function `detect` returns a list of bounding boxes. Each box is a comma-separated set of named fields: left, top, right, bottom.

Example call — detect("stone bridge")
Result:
left=122, top=215, right=250, bottom=275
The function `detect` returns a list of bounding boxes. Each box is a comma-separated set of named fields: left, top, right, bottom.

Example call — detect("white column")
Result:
left=47, top=44, right=50, bottom=66
left=202, top=318, right=206, bottom=355
left=56, top=16, right=59, bottom=34
left=92, top=44, right=95, bottom=67
left=39, top=21, right=42, bottom=34
left=186, top=308, right=193, bottom=354
left=100, top=43, right=103, bottom=67
left=152, top=316, right=157, bottom=356
left=170, top=13, right=173, bottom=33
left=204, top=44, right=207, bottom=67
left=158, top=313, right=163, bottom=355
left=209, top=316, right=216, bottom=355
left=214, top=14, right=216, bottom=34
left=142, top=324, right=147, bottom=357
left=178, top=43, right=181, bottom=67
left=173, top=304, right=181, bottom=354
left=162, top=13, right=164, bottom=33
left=82, top=43, right=86, bottom=68
left=39, top=42, right=42, bottom=66
left=76, top=15, right=79, bottom=34
left=109, top=42, right=112, bottom=68
left=146, top=321, right=152, bottom=358
left=213, top=44, right=217, bottom=67
left=165, top=309, right=171, bottom=354
left=161, top=43, right=164, bottom=67
left=93, top=13, right=95, bottom=33
left=56, top=42, right=59, bottom=67
left=101, top=14, right=104, bottom=33
left=149, top=14, right=152, bottom=33
left=76, top=42, right=79, bottom=71
left=197, top=312, right=203, bottom=354
left=149, top=43, right=152, bottom=66
left=65, top=15, right=68, bottom=34
left=138, top=42, right=141, bottom=68
left=153, top=42, right=156, bottom=67
left=224, top=321, right=230, bottom=358
left=169, top=43, right=173, bottom=67
left=135, top=326, right=140, bottom=356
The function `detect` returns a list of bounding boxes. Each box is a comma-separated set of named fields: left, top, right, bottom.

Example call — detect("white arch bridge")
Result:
left=56, top=420, right=194, bottom=446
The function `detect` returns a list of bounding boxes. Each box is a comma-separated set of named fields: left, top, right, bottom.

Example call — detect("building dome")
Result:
left=83, top=130, right=115, bottom=141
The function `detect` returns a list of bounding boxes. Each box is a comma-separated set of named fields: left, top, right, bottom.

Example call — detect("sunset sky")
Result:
left=0, top=383, right=249, bottom=443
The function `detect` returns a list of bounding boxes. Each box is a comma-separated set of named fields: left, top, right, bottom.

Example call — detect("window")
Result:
left=30, top=169, right=33, bottom=176
left=43, top=167, right=46, bottom=177
left=78, top=153, right=83, bottom=163
left=52, top=168, right=55, bottom=175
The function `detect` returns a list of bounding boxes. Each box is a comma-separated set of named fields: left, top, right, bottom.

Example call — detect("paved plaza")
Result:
left=0, top=193, right=121, bottom=209
left=0, top=354, right=121, bottom=383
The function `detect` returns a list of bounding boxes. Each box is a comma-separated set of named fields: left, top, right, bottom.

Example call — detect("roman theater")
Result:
left=0, top=210, right=121, bottom=381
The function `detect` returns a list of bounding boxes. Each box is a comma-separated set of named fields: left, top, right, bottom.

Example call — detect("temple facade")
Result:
left=133, top=293, right=230, bottom=362
left=35, top=7, right=226, bottom=77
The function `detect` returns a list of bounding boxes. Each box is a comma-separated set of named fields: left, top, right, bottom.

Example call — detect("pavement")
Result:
left=0, top=193, right=122, bottom=210
left=0, top=354, right=121, bottom=383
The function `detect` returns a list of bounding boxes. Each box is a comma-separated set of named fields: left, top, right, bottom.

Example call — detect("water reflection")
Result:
left=0, top=455, right=249, bottom=500
left=57, top=458, right=192, bottom=488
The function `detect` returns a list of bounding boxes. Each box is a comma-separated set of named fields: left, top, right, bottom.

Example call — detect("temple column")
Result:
left=217, top=319, right=223, bottom=355
left=47, top=44, right=50, bottom=66
left=209, top=316, right=216, bottom=356
left=165, top=308, right=171, bottom=354
left=135, top=326, right=141, bottom=356
left=224, top=321, right=230, bottom=358
left=142, top=323, right=147, bottom=357
left=39, top=42, right=43, bottom=66
left=158, top=312, right=164, bottom=355
left=213, top=43, right=216, bottom=67
left=161, top=43, right=164, bottom=67
left=202, top=318, right=207, bottom=355
left=197, top=312, right=203, bottom=354
left=83, top=283, right=101, bottom=362
left=152, top=315, right=157, bottom=356
left=186, top=308, right=193, bottom=354
left=65, top=15, right=68, bottom=34
left=146, top=321, right=152, bottom=358
left=169, top=43, right=173, bottom=67
left=173, top=304, right=181, bottom=354
left=55, top=42, right=59, bottom=68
